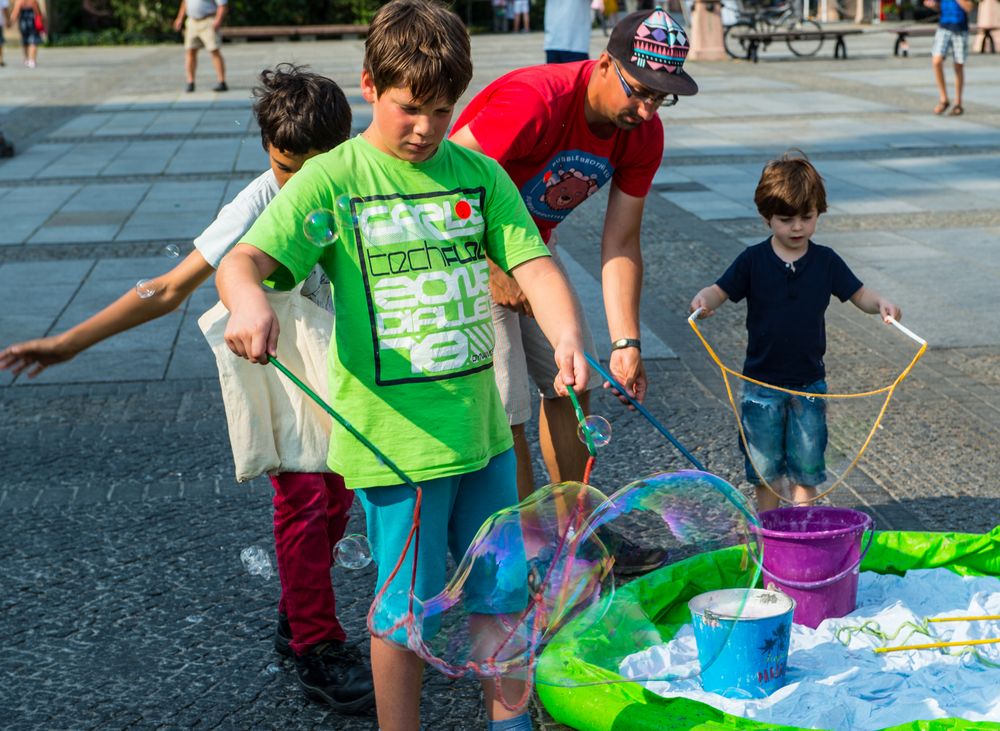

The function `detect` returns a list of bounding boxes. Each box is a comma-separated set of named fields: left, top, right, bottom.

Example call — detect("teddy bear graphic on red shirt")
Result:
left=541, top=167, right=600, bottom=211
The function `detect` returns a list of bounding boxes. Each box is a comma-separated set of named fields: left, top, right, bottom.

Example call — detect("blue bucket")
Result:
left=688, top=588, right=795, bottom=698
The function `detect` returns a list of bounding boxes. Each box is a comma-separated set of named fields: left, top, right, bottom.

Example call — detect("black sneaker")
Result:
left=294, top=641, right=375, bottom=714
left=274, top=612, right=293, bottom=658
left=597, top=525, right=669, bottom=576
left=185, top=82, right=195, bottom=92
left=213, top=81, right=228, bottom=92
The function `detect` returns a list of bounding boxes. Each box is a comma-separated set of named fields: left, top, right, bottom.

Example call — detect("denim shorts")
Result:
left=739, top=379, right=828, bottom=487
left=358, top=449, right=528, bottom=645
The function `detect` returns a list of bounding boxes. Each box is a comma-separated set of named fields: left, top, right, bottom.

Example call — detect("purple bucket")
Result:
left=754, top=507, right=874, bottom=628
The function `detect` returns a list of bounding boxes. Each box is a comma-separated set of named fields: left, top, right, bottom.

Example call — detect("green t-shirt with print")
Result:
left=244, top=135, right=550, bottom=489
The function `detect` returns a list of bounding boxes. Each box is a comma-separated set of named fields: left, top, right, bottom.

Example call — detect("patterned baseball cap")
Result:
left=607, top=6, right=698, bottom=97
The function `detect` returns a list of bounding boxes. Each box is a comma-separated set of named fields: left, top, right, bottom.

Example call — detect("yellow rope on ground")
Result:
left=688, top=315, right=927, bottom=504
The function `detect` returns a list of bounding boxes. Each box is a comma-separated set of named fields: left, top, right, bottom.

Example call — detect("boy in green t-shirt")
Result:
left=216, top=1, right=588, bottom=728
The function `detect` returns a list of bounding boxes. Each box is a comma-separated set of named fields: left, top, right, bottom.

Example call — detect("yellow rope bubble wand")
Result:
left=688, top=309, right=927, bottom=504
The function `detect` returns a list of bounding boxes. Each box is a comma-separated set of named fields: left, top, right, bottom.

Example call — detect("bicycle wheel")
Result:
left=785, top=18, right=823, bottom=56
left=723, top=22, right=756, bottom=59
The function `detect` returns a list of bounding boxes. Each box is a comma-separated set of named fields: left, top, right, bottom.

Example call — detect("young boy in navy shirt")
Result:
left=690, top=152, right=901, bottom=511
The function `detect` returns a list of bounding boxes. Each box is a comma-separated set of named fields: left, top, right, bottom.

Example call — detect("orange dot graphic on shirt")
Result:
left=455, top=200, right=472, bottom=219
left=543, top=171, right=553, bottom=183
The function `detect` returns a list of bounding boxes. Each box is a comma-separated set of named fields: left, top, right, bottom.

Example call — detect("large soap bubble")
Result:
left=369, top=471, right=760, bottom=705
left=369, top=481, right=615, bottom=686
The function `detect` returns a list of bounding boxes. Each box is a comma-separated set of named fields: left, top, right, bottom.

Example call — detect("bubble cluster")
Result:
left=240, top=545, right=274, bottom=579
left=303, top=209, right=338, bottom=247
left=334, top=534, right=373, bottom=570
left=135, top=279, right=157, bottom=299
left=577, top=415, right=612, bottom=448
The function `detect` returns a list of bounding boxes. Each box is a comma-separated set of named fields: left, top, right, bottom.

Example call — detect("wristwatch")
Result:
left=611, top=338, right=641, bottom=352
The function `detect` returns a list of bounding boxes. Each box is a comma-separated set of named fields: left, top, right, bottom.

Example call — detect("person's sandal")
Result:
left=933, top=100, right=950, bottom=115
left=950, top=104, right=964, bottom=116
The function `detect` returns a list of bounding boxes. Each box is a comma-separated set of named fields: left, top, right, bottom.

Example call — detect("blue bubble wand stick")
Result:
left=584, top=351, right=706, bottom=471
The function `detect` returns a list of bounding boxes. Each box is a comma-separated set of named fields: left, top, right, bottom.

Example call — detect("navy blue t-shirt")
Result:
left=716, top=239, right=863, bottom=387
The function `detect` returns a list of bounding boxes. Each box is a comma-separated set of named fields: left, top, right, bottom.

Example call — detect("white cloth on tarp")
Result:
left=198, top=289, right=333, bottom=481
left=620, top=568, right=1000, bottom=730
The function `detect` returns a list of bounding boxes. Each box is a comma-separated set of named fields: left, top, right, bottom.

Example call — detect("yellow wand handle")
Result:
left=875, top=637, right=1000, bottom=653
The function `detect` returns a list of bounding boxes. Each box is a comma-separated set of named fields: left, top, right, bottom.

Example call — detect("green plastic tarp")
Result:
left=536, top=527, right=1000, bottom=731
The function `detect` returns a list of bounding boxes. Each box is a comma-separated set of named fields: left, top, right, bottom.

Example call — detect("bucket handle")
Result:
left=756, top=518, right=876, bottom=591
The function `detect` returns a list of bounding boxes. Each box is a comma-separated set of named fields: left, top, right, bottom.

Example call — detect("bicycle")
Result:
left=723, top=0, right=825, bottom=58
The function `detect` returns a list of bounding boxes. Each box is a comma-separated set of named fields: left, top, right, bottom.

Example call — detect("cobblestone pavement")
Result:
left=2, top=27, right=1000, bottom=731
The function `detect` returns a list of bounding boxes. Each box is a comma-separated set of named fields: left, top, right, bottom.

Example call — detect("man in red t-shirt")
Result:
left=451, top=7, right=698, bottom=514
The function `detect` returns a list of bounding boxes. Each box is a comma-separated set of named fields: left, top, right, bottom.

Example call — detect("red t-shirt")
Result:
left=451, top=61, right=664, bottom=242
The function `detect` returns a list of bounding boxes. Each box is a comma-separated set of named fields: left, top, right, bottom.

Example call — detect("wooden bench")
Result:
left=221, top=24, right=369, bottom=42
left=893, top=24, right=996, bottom=56
left=732, top=28, right=863, bottom=62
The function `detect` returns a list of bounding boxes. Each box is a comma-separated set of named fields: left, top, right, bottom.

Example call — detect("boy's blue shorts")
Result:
left=358, top=448, right=527, bottom=645
left=739, top=379, right=828, bottom=487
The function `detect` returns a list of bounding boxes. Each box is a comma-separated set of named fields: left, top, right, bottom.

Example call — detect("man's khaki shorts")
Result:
left=492, top=249, right=600, bottom=426
left=184, top=16, right=221, bottom=51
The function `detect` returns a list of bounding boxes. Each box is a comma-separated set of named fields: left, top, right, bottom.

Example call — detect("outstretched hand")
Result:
left=0, top=337, right=74, bottom=378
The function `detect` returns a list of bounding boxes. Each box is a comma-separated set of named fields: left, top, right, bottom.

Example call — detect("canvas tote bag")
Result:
left=198, top=289, right=334, bottom=481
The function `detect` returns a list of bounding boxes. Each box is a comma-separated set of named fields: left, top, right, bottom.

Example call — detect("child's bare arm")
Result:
left=850, top=286, right=901, bottom=322
left=0, top=250, right=215, bottom=378
left=509, top=257, right=588, bottom=397
left=690, top=284, right=729, bottom=318
left=216, top=243, right=282, bottom=364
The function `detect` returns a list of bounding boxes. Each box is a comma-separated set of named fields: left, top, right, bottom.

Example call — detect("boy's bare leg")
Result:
left=185, top=48, right=198, bottom=85
left=471, top=614, right=529, bottom=721
left=539, top=390, right=590, bottom=484
left=953, top=62, right=964, bottom=108
left=210, top=49, right=226, bottom=83
left=512, top=423, right=536, bottom=501
left=482, top=675, right=528, bottom=721
left=792, top=484, right=819, bottom=506
left=931, top=55, right=948, bottom=107
left=370, top=637, right=423, bottom=731
left=755, top=476, right=790, bottom=513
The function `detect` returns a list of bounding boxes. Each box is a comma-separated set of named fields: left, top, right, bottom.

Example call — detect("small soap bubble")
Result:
left=264, top=663, right=282, bottom=675
left=135, top=279, right=157, bottom=299
left=164, top=243, right=180, bottom=258
left=336, top=193, right=352, bottom=211
left=333, top=534, right=373, bottom=570
left=303, top=209, right=338, bottom=246
left=577, top=415, right=612, bottom=448
left=240, top=545, right=274, bottom=579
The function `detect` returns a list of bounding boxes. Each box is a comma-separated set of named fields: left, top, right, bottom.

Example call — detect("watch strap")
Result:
left=611, top=337, right=641, bottom=352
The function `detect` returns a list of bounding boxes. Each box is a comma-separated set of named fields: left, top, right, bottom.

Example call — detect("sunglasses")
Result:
left=611, top=58, right=679, bottom=108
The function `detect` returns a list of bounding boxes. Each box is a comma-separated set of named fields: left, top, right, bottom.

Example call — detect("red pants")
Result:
left=271, top=471, right=354, bottom=655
